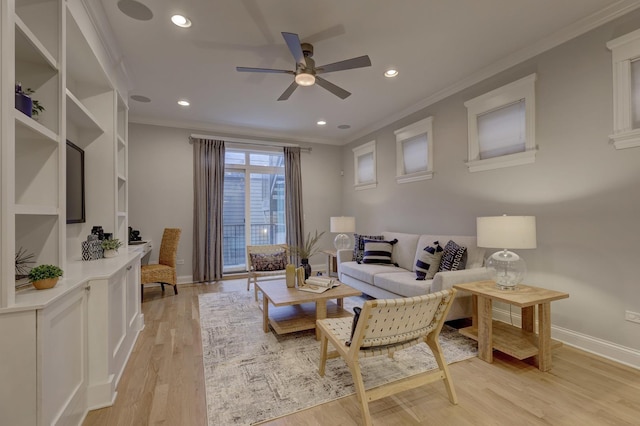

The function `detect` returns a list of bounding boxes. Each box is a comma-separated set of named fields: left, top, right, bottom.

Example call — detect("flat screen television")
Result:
left=66, top=140, right=85, bottom=224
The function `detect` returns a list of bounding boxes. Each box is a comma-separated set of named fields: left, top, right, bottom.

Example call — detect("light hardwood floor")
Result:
left=84, top=280, right=640, bottom=426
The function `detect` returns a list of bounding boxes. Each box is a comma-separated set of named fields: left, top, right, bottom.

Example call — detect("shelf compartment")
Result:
left=15, top=14, right=57, bottom=70
left=15, top=204, right=58, bottom=215
left=66, top=89, right=104, bottom=145
left=15, top=110, right=58, bottom=143
left=459, top=320, right=562, bottom=361
left=15, top=214, right=60, bottom=271
left=15, top=133, right=59, bottom=208
left=15, top=0, right=60, bottom=62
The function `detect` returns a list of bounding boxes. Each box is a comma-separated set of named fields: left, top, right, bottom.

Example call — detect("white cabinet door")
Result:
left=37, top=284, right=89, bottom=426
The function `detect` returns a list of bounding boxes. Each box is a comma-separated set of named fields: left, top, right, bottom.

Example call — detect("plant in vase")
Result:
left=14, top=83, right=45, bottom=118
left=291, top=230, right=325, bottom=279
left=29, top=264, right=63, bottom=290
left=101, top=239, right=123, bottom=258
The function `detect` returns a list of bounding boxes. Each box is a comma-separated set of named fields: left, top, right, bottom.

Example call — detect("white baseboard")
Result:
left=493, top=307, right=640, bottom=370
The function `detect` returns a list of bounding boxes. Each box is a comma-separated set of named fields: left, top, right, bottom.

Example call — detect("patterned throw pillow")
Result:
left=362, top=239, right=398, bottom=265
left=415, top=241, right=444, bottom=280
left=353, top=234, right=384, bottom=263
left=437, top=240, right=467, bottom=272
left=250, top=251, right=287, bottom=271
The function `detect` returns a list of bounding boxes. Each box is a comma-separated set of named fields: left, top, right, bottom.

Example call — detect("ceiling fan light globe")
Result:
left=295, top=73, right=316, bottom=86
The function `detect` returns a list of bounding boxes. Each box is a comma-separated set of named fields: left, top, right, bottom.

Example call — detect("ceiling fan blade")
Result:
left=277, top=81, right=298, bottom=101
left=236, top=66, right=294, bottom=74
left=281, top=32, right=306, bottom=67
left=315, top=76, right=351, bottom=99
left=316, top=55, right=372, bottom=74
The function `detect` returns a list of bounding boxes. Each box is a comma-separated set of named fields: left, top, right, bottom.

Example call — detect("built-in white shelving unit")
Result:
left=1, top=1, right=137, bottom=424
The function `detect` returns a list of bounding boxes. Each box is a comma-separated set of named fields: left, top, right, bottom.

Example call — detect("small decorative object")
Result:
left=101, top=238, right=123, bottom=258
left=14, top=83, right=45, bottom=118
left=15, top=247, right=35, bottom=280
left=291, top=230, right=325, bottom=280
left=82, top=234, right=104, bottom=261
left=295, top=266, right=305, bottom=288
left=91, top=225, right=105, bottom=240
left=286, top=264, right=296, bottom=288
left=29, top=264, right=63, bottom=290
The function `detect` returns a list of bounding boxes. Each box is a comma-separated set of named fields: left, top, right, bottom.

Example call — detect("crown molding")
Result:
left=129, top=115, right=343, bottom=146
left=80, top=0, right=134, bottom=95
left=344, top=0, right=640, bottom=146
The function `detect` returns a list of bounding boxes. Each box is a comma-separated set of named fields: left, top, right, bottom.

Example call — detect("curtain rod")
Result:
left=189, top=133, right=312, bottom=152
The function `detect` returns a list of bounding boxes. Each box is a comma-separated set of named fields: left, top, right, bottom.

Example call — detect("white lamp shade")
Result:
left=330, top=216, right=356, bottom=233
left=476, top=216, right=537, bottom=249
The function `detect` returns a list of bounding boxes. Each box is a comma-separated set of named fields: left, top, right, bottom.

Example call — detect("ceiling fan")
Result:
left=236, top=32, right=372, bottom=101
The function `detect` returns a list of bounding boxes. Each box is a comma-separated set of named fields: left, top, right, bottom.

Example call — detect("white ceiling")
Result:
left=98, top=0, right=636, bottom=144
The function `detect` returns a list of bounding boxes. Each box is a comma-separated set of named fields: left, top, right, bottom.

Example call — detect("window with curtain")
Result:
left=395, top=116, right=434, bottom=183
left=607, top=28, right=640, bottom=149
left=464, top=73, right=537, bottom=172
left=222, top=148, right=285, bottom=272
left=353, top=140, right=377, bottom=190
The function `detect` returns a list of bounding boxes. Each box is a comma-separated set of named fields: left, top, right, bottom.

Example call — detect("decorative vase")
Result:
left=286, top=264, right=296, bottom=288
left=32, top=277, right=58, bottom=290
left=15, top=91, right=32, bottom=117
left=103, top=249, right=118, bottom=258
left=301, top=258, right=311, bottom=280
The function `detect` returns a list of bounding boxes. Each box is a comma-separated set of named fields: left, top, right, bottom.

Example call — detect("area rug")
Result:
left=199, top=290, right=477, bottom=425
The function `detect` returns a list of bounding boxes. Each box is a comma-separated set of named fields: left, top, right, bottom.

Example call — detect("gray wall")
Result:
left=341, top=13, right=640, bottom=352
left=128, top=123, right=344, bottom=280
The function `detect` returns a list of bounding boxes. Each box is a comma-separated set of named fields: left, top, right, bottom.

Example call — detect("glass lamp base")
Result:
left=486, top=249, right=526, bottom=290
left=334, top=234, right=351, bottom=250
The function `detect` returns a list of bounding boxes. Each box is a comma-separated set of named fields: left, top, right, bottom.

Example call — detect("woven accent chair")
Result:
left=317, top=289, right=458, bottom=426
left=141, top=228, right=181, bottom=301
left=246, top=244, right=289, bottom=301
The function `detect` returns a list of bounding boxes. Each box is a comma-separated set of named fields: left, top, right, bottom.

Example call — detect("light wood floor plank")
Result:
left=84, top=280, right=640, bottom=426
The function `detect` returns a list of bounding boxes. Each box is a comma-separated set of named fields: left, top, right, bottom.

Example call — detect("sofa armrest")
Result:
left=431, top=267, right=492, bottom=292
left=336, top=249, right=353, bottom=280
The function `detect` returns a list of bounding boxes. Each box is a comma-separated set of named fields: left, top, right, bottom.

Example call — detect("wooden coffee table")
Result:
left=256, top=280, right=361, bottom=339
left=453, top=280, right=569, bottom=371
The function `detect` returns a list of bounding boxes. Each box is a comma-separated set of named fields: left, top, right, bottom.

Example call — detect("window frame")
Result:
left=464, top=73, right=537, bottom=172
left=352, top=140, right=377, bottom=190
left=394, top=116, right=434, bottom=183
left=607, top=28, right=640, bottom=150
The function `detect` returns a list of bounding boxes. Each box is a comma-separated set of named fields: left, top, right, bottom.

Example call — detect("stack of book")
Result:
left=298, top=276, right=340, bottom=293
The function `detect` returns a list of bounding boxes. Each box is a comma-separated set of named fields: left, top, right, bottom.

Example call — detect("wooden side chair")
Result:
left=141, top=228, right=181, bottom=301
left=316, top=289, right=458, bottom=426
left=246, top=244, right=289, bottom=301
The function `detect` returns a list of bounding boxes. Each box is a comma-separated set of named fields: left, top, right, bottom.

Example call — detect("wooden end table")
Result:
left=453, top=280, right=569, bottom=371
left=322, top=249, right=338, bottom=278
left=256, top=280, right=361, bottom=340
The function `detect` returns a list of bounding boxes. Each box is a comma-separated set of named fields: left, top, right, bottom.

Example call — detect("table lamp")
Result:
left=330, top=216, right=356, bottom=250
left=476, top=215, right=537, bottom=290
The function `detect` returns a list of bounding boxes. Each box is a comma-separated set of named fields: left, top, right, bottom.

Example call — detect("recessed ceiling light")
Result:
left=130, top=94, right=151, bottom=103
left=337, top=124, right=351, bottom=130
left=171, top=14, right=192, bottom=28
left=317, top=120, right=327, bottom=126
left=178, top=99, right=190, bottom=106
left=117, top=0, right=153, bottom=21
left=384, top=69, right=399, bottom=78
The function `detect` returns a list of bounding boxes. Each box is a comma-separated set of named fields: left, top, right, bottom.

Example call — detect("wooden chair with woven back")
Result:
left=246, top=244, right=289, bottom=301
left=316, top=288, right=459, bottom=426
left=141, top=228, right=181, bottom=301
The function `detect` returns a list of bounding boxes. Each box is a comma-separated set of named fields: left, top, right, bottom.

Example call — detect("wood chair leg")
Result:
left=160, top=283, right=165, bottom=292
left=318, top=332, right=329, bottom=377
left=348, top=360, right=372, bottom=426
left=426, top=333, right=458, bottom=404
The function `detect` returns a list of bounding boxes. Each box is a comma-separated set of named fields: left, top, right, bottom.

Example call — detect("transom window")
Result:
left=353, top=140, right=377, bottom=190
left=395, top=116, right=434, bottom=183
left=464, top=74, right=537, bottom=172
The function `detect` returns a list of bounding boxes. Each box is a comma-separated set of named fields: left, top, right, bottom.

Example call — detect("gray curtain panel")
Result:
left=284, top=146, right=304, bottom=264
left=193, top=138, right=225, bottom=282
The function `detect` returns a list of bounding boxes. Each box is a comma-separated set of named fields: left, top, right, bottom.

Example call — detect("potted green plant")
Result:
left=29, top=264, right=63, bottom=290
left=101, top=238, right=123, bottom=258
left=291, top=230, right=325, bottom=279
left=14, top=83, right=45, bottom=118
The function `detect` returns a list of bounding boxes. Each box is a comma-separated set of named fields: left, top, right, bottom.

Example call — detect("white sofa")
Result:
left=337, top=231, right=492, bottom=321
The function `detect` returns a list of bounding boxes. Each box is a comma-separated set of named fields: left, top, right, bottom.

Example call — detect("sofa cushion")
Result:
left=353, top=234, right=384, bottom=263
left=415, top=241, right=443, bottom=280
left=373, top=271, right=432, bottom=297
left=340, top=261, right=402, bottom=285
left=362, top=239, right=398, bottom=265
left=438, top=240, right=467, bottom=272
left=382, top=232, right=420, bottom=271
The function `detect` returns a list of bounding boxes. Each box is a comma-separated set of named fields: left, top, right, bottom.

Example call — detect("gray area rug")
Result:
left=199, top=290, right=477, bottom=425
